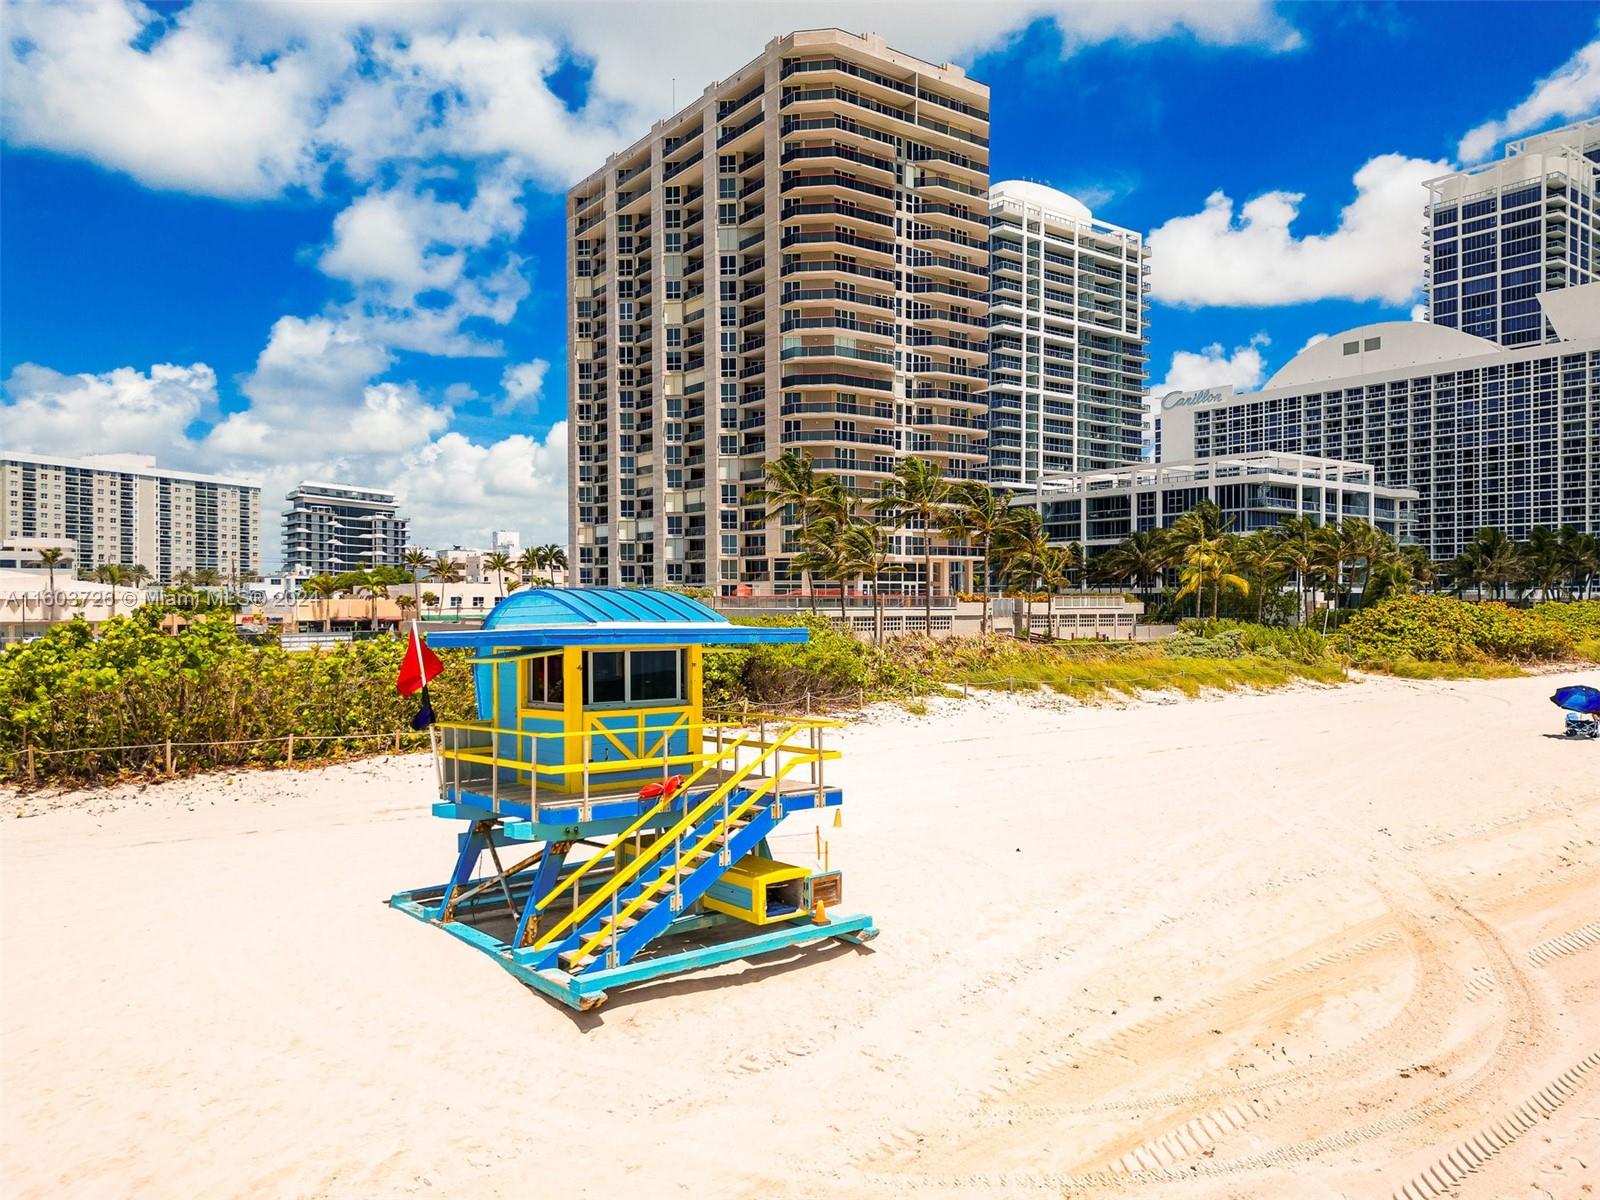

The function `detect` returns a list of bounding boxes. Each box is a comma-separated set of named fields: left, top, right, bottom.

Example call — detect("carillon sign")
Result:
left=1159, top=385, right=1232, bottom=411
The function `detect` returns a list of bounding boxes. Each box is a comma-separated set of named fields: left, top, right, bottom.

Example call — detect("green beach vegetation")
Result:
left=0, top=610, right=474, bottom=785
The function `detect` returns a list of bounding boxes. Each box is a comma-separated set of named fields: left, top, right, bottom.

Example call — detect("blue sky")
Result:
left=3, top=1, right=1598, bottom=566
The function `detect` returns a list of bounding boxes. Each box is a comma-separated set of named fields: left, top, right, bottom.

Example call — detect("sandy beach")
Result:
left=3, top=672, right=1597, bottom=1199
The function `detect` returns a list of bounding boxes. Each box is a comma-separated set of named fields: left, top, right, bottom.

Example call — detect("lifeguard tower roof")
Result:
left=427, top=587, right=809, bottom=649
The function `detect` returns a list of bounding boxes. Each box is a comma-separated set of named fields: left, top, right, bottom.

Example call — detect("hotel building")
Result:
left=0, top=452, right=261, bottom=581
left=281, top=482, right=409, bottom=576
left=1154, top=292, right=1600, bottom=562
left=567, top=28, right=990, bottom=597
left=1424, top=117, right=1599, bottom=347
left=987, top=180, right=1150, bottom=484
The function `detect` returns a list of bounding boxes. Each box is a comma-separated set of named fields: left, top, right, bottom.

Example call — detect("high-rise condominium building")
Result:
left=1424, top=117, right=1599, bottom=347
left=281, top=482, right=409, bottom=576
left=568, top=28, right=990, bottom=597
left=986, top=181, right=1150, bottom=485
left=0, top=452, right=261, bottom=581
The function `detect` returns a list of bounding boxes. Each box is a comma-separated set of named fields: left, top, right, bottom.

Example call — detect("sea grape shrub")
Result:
left=0, top=614, right=475, bottom=783
left=1528, top=600, right=1600, bottom=641
left=1342, top=596, right=1573, bottom=665
left=1164, top=628, right=1247, bottom=659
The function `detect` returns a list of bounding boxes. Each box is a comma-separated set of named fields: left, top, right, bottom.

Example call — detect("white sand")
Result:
left=3, top=673, right=1597, bottom=1199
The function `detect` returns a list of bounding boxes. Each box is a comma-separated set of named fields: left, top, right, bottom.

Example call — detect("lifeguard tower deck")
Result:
left=387, top=588, right=876, bottom=1010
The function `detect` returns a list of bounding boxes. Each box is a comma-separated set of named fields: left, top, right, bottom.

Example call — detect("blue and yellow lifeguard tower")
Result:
left=388, top=588, right=876, bottom=1010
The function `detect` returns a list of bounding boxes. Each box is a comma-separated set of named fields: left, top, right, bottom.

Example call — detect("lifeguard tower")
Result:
left=387, top=588, right=876, bottom=1010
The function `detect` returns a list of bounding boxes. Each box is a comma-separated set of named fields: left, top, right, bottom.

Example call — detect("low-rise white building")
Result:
left=1015, top=453, right=1418, bottom=554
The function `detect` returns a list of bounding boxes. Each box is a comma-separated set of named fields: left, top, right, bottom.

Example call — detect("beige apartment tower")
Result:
left=568, top=29, right=990, bottom=597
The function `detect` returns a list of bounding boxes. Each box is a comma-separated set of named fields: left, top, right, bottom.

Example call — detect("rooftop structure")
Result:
left=389, top=587, right=875, bottom=1010
left=987, top=180, right=1150, bottom=484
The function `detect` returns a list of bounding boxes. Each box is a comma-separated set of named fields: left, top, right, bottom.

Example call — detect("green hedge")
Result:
left=0, top=612, right=474, bottom=784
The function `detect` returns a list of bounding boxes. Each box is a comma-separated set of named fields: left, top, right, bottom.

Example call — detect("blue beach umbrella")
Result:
left=1550, top=685, right=1600, bottom=714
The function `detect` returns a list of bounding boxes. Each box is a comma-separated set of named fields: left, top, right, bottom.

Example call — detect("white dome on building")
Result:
left=1265, top=322, right=1500, bottom=389
left=989, top=179, right=1093, bottom=224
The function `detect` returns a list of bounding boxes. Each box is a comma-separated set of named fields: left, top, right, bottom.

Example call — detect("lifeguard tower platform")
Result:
left=388, top=588, right=876, bottom=1010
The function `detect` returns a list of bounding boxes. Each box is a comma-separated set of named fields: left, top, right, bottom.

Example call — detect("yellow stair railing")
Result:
left=531, top=720, right=825, bottom=958
left=568, top=752, right=817, bottom=971
left=522, top=725, right=763, bottom=939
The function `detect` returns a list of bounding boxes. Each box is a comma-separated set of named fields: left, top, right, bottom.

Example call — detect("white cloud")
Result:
left=1410, top=303, right=1428, bottom=323
left=1151, top=333, right=1271, bottom=396
left=1147, top=153, right=1449, bottom=307
left=317, top=168, right=530, bottom=357
left=497, top=359, right=551, bottom=416
left=0, top=362, right=218, bottom=456
left=1297, top=331, right=1330, bottom=353
left=2, top=1, right=1302, bottom=199
left=1458, top=39, right=1600, bottom=162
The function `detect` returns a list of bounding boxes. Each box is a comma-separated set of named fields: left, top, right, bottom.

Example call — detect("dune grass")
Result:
left=958, top=651, right=1346, bottom=702
left=1357, top=657, right=1525, bottom=680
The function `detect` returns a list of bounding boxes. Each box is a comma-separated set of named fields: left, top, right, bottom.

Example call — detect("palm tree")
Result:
left=1560, top=528, right=1600, bottom=599
left=835, top=516, right=900, bottom=646
left=1035, top=544, right=1079, bottom=636
left=539, top=543, right=568, bottom=583
left=37, top=546, right=65, bottom=628
left=421, top=589, right=440, bottom=615
left=1458, top=528, right=1522, bottom=601
left=516, top=547, right=543, bottom=588
left=1092, top=529, right=1171, bottom=603
left=942, top=480, right=1011, bottom=635
left=995, top=507, right=1053, bottom=635
left=402, top=548, right=431, bottom=611
left=301, top=574, right=338, bottom=632
left=95, top=563, right=134, bottom=618
left=754, top=449, right=831, bottom=610
left=1521, top=526, right=1567, bottom=601
left=794, top=516, right=852, bottom=623
left=483, top=551, right=513, bottom=599
left=1165, top=501, right=1229, bottom=619
left=193, top=567, right=222, bottom=588
left=1235, top=531, right=1289, bottom=622
left=1173, top=541, right=1249, bottom=619
left=431, top=556, right=463, bottom=619
left=366, top=577, right=389, bottom=631
left=873, top=456, right=953, bottom=634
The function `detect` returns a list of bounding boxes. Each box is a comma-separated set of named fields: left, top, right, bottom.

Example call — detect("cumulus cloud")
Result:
left=1458, top=38, right=1600, bottom=163
left=496, top=359, right=551, bottom=416
left=1147, top=153, right=1449, bottom=307
left=2, top=0, right=1303, bottom=198
left=1151, top=333, right=1271, bottom=396
left=318, top=168, right=530, bottom=356
left=0, top=361, right=219, bottom=456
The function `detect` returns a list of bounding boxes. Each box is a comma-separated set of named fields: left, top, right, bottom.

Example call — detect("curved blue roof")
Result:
left=480, top=587, right=722, bottom=629
left=426, top=587, right=808, bottom=650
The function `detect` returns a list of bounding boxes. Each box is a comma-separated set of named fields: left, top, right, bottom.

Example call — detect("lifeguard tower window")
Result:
left=522, top=654, right=565, bottom=707
left=581, top=649, right=686, bottom=706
